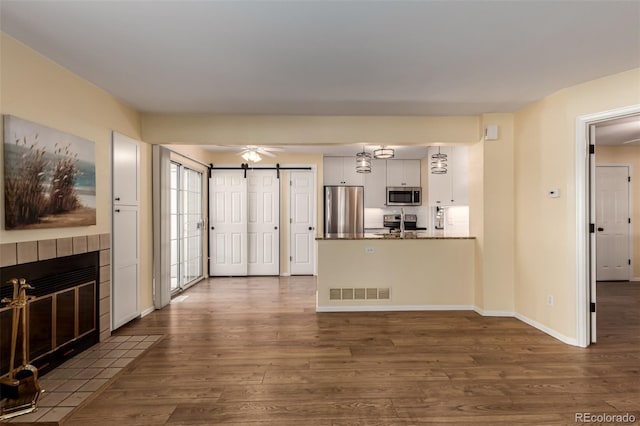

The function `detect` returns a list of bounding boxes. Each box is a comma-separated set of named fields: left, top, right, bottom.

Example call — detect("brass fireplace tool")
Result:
left=0, top=278, right=43, bottom=420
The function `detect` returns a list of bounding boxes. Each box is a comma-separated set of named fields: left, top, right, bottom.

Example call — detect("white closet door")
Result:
left=290, top=171, right=316, bottom=275
left=247, top=171, right=280, bottom=275
left=209, top=171, right=248, bottom=276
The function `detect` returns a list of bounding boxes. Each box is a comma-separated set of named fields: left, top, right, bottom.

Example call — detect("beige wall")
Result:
left=596, top=145, right=640, bottom=278
left=142, top=114, right=480, bottom=145
left=514, top=68, right=640, bottom=340
left=469, top=114, right=515, bottom=313
left=0, top=34, right=154, bottom=313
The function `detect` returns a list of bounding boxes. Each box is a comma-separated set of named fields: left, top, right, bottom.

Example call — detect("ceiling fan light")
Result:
left=241, top=150, right=262, bottom=162
left=373, top=148, right=394, bottom=159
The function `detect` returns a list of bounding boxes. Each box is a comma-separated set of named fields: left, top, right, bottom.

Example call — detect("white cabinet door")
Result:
left=364, top=159, right=387, bottom=208
left=427, top=146, right=452, bottom=205
left=323, top=157, right=363, bottom=185
left=450, top=146, right=469, bottom=206
left=247, top=171, right=280, bottom=276
left=323, top=157, right=345, bottom=185
left=112, top=204, right=139, bottom=328
left=387, top=160, right=421, bottom=187
left=341, top=158, right=364, bottom=186
left=112, top=133, right=139, bottom=206
left=209, top=171, right=248, bottom=276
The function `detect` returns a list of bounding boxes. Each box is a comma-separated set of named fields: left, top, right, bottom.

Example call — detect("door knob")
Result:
left=114, top=197, right=120, bottom=201
left=308, top=226, right=314, bottom=231
left=274, top=226, right=278, bottom=230
left=211, top=226, right=215, bottom=230
left=115, top=209, right=120, bottom=213
left=597, top=227, right=604, bottom=232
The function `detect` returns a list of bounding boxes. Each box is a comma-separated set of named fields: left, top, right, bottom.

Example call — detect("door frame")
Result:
left=286, top=165, right=318, bottom=276
left=575, top=104, right=640, bottom=347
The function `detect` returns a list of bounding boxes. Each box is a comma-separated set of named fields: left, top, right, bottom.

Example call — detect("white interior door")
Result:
left=209, top=170, right=247, bottom=276
left=596, top=165, right=630, bottom=281
left=289, top=171, right=316, bottom=275
left=247, top=171, right=280, bottom=275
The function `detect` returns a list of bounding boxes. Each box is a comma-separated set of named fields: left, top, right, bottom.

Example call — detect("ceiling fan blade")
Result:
left=622, top=138, right=640, bottom=144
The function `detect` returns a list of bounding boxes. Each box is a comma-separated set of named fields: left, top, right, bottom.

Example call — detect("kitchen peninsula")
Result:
left=316, top=233, right=476, bottom=312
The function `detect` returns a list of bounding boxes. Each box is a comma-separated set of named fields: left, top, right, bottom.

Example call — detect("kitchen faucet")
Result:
left=400, top=208, right=405, bottom=239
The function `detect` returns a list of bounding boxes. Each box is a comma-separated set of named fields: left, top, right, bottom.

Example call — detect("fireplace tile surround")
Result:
left=0, top=233, right=111, bottom=343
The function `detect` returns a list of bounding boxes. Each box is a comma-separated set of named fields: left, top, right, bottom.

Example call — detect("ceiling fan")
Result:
left=622, top=138, right=640, bottom=145
left=237, top=146, right=282, bottom=162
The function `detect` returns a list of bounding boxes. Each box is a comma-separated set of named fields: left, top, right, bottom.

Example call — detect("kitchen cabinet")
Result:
left=427, top=146, right=468, bottom=206
left=323, top=157, right=364, bottom=186
left=386, top=160, right=421, bottom=187
left=364, top=159, right=386, bottom=208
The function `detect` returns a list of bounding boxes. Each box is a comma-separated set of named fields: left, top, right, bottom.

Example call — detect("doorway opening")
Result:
left=577, top=106, right=640, bottom=347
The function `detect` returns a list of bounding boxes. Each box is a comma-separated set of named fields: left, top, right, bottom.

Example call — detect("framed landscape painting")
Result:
left=3, top=115, right=96, bottom=230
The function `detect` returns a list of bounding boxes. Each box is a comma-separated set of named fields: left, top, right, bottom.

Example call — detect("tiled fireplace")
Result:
left=0, top=234, right=111, bottom=378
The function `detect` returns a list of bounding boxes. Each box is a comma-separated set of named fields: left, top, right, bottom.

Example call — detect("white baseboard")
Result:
left=514, top=313, right=579, bottom=347
left=280, top=272, right=291, bottom=277
left=140, top=306, right=155, bottom=318
left=316, top=304, right=474, bottom=312
left=473, top=307, right=515, bottom=317
left=632, top=277, right=640, bottom=282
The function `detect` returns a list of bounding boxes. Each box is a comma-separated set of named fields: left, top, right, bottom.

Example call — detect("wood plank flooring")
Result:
left=60, top=278, right=640, bottom=425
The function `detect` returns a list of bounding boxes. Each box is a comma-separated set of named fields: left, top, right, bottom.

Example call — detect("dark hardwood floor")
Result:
left=60, top=278, right=640, bottom=425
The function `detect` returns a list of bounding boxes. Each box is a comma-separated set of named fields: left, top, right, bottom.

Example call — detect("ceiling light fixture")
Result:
left=373, top=147, right=395, bottom=159
left=430, top=147, right=447, bottom=174
left=241, top=149, right=262, bottom=163
left=356, top=146, right=371, bottom=173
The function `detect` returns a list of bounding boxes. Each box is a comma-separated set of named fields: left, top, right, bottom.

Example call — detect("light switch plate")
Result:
left=365, top=247, right=375, bottom=254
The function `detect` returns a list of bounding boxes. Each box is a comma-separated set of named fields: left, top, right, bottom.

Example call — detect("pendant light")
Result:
left=373, top=146, right=394, bottom=159
left=356, top=146, right=371, bottom=173
left=431, top=147, right=447, bottom=174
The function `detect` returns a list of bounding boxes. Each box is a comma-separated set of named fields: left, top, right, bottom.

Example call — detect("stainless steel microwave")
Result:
left=386, top=187, right=422, bottom=206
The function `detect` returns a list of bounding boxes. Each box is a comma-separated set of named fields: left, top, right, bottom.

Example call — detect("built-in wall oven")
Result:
left=386, top=187, right=422, bottom=206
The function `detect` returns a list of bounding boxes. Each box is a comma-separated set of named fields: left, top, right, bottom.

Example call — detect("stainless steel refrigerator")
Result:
left=324, top=186, right=364, bottom=237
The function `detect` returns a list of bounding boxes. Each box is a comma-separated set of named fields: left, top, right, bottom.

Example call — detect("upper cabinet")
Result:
left=386, top=160, right=421, bottom=187
left=427, top=146, right=468, bottom=206
left=323, top=157, right=364, bottom=186
left=113, top=133, right=140, bottom=206
left=364, top=159, right=387, bottom=208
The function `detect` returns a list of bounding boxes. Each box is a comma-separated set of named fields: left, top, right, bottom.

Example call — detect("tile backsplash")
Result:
left=365, top=206, right=428, bottom=229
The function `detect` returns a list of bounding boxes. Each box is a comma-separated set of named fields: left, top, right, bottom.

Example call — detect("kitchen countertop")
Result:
left=317, top=232, right=475, bottom=240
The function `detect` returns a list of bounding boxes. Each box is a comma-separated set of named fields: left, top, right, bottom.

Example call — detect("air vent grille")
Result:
left=329, top=288, right=390, bottom=301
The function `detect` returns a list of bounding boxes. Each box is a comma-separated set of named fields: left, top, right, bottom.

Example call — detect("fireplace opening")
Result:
left=0, top=252, right=100, bottom=378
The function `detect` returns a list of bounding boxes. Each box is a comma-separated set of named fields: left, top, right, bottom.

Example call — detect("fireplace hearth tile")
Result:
left=72, top=236, right=88, bottom=254
left=39, top=391, right=72, bottom=407
left=6, top=406, right=51, bottom=422
left=37, top=406, right=74, bottom=423
left=77, top=378, right=109, bottom=392
left=99, top=265, right=110, bottom=283
left=60, top=391, right=92, bottom=407
left=99, top=233, right=110, bottom=250
left=99, top=249, right=110, bottom=266
left=17, top=241, right=38, bottom=264
left=56, top=237, right=73, bottom=257
left=90, top=358, right=116, bottom=368
left=87, top=234, right=100, bottom=252
left=71, top=368, right=102, bottom=380
left=55, top=379, right=89, bottom=393
left=37, top=239, right=57, bottom=260
left=0, top=243, right=17, bottom=267
left=95, top=367, right=122, bottom=379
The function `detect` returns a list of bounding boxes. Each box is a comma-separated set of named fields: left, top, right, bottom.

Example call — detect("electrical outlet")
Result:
left=547, top=294, right=554, bottom=306
left=365, top=247, right=375, bottom=254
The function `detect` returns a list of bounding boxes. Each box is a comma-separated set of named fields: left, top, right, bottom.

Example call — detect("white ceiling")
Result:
left=594, top=115, right=640, bottom=146
left=205, top=144, right=431, bottom=159
left=1, top=1, right=639, bottom=116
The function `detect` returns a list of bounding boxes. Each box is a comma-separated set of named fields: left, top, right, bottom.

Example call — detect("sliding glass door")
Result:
left=170, top=162, right=204, bottom=293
